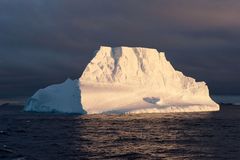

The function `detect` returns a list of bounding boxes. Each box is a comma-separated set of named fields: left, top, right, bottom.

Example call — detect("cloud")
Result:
left=0, top=0, right=240, bottom=98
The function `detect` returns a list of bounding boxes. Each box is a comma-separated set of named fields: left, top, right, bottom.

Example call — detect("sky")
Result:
left=0, top=0, right=240, bottom=100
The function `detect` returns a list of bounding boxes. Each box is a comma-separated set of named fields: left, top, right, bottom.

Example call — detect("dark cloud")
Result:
left=0, top=0, right=240, bottom=99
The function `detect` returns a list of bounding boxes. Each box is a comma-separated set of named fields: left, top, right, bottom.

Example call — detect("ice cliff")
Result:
left=25, top=46, right=219, bottom=114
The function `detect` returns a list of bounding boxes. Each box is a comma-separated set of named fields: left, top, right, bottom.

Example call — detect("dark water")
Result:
left=0, top=105, right=240, bottom=160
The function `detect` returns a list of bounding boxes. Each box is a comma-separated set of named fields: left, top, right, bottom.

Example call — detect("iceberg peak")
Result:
left=80, top=46, right=219, bottom=114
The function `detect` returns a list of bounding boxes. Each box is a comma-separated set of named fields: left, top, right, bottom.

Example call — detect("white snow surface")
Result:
left=25, top=46, right=219, bottom=114
left=24, top=79, right=84, bottom=113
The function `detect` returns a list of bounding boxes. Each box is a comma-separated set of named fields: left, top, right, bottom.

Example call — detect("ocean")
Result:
left=0, top=104, right=239, bottom=160
left=211, top=95, right=240, bottom=105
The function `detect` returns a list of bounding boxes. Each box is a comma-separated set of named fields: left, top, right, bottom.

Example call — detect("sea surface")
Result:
left=0, top=105, right=240, bottom=160
left=211, top=95, right=240, bottom=105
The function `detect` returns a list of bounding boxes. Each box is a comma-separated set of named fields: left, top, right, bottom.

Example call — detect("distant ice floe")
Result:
left=211, top=95, right=240, bottom=106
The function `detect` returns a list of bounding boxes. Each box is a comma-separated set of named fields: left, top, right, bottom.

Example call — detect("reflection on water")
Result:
left=0, top=105, right=240, bottom=159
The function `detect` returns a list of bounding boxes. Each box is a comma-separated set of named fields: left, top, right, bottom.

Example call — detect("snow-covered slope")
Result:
left=80, top=46, right=219, bottom=114
left=24, top=79, right=84, bottom=113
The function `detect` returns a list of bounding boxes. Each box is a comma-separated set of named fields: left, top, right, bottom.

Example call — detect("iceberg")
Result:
left=24, top=79, right=84, bottom=113
left=25, top=46, right=219, bottom=114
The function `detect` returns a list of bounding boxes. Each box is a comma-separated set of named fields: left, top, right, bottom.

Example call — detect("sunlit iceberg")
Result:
left=25, top=46, right=219, bottom=114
